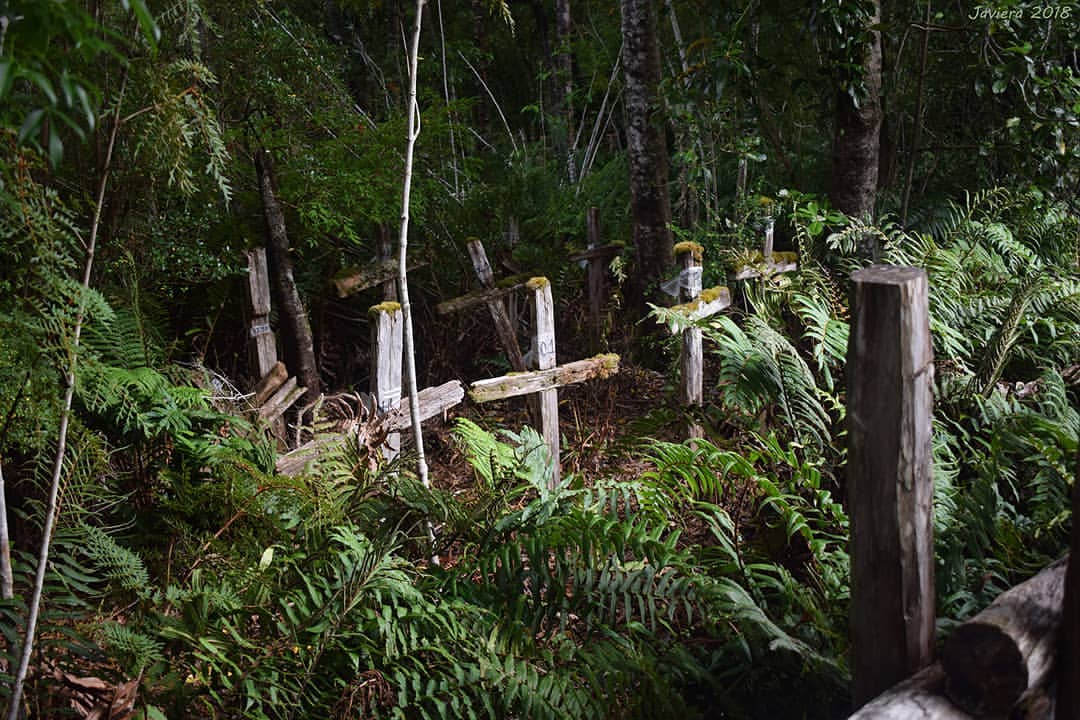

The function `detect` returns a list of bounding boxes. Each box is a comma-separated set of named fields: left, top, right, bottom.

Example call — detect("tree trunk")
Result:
left=829, top=0, right=883, bottom=223
left=620, top=0, right=673, bottom=316
left=254, top=148, right=320, bottom=407
left=554, top=0, right=575, bottom=180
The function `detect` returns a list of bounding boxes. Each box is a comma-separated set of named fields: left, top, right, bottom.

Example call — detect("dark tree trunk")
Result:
left=829, top=0, right=883, bottom=222
left=554, top=0, right=574, bottom=175
left=620, top=0, right=673, bottom=316
left=254, top=148, right=320, bottom=406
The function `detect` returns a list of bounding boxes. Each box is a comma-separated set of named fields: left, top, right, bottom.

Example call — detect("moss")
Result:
left=496, top=273, right=530, bottom=289
left=772, top=251, right=799, bottom=264
left=673, top=241, right=704, bottom=261
left=526, top=276, right=550, bottom=290
left=699, top=285, right=728, bottom=304
left=368, top=301, right=402, bottom=317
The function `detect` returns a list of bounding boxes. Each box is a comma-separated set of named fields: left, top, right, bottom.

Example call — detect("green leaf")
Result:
left=122, top=0, right=161, bottom=48
left=259, top=546, right=275, bottom=570
left=18, top=109, right=45, bottom=143
left=992, top=78, right=1008, bottom=94
left=0, top=60, right=13, bottom=100
left=24, top=70, right=58, bottom=104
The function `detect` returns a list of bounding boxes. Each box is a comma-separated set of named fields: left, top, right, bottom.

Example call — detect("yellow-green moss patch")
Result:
left=526, top=276, right=550, bottom=290
left=368, top=301, right=402, bottom=317
left=673, top=241, right=704, bottom=260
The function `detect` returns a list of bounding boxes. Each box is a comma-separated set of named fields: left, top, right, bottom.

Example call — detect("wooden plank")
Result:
left=763, top=217, right=775, bottom=261
left=370, top=302, right=403, bottom=459
left=531, top=277, right=561, bottom=487
left=333, top=258, right=426, bottom=298
left=1058, top=450, right=1080, bottom=720
left=670, top=286, right=732, bottom=322
left=259, top=377, right=305, bottom=423
left=435, top=276, right=531, bottom=315
left=942, top=556, right=1066, bottom=716
left=848, top=265, right=936, bottom=707
left=246, top=248, right=278, bottom=380
left=383, top=380, right=465, bottom=432
left=246, top=247, right=272, bottom=316
left=848, top=664, right=971, bottom=719
left=253, top=361, right=287, bottom=406
left=468, top=354, right=620, bottom=403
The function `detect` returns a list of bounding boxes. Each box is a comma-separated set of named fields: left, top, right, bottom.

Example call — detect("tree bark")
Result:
left=829, top=0, right=883, bottom=223
left=1058, top=450, right=1080, bottom=719
left=254, top=148, right=321, bottom=407
left=620, top=0, right=673, bottom=316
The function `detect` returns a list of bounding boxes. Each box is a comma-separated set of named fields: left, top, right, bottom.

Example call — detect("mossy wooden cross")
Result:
left=732, top=217, right=798, bottom=280
left=667, top=243, right=731, bottom=436
left=467, top=277, right=620, bottom=489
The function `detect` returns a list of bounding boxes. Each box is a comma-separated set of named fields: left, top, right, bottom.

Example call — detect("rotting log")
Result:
left=252, top=361, right=287, bottom=407
left=848, top=265, right=935, bottom=706
left=848, top=664, right=971, bottom=719
left=942, top=556, right=1067, bottom=717
left=435, top=276, right=531, bottom=315
left=468, top=354, right=620, bottom=403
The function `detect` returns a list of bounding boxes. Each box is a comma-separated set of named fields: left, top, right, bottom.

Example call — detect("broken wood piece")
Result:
left=942, top=556, right=1067, bottom=717
left=333, top=258, right=427, bottom=298
left=273, top=381, right=464, bottom=476
left=435, top=275, right=531, bottom=315
left=466, top=238, right=529, bottom=375
left=259, top=377, right=305, bottom=423
left=252, top=361, right=288, bottom=407
left=468, top=354, right=620, bottom=403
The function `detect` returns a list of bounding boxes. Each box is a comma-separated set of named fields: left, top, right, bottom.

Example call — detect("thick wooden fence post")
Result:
left=530, top=278, right=560, bottom=487
left=848, top=265, right=935, bottom=707
left=246, top=248, right=278, bottom=381
left=370, top=302, right=403, bottom=460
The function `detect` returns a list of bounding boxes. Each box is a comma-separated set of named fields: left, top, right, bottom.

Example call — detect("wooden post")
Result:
left=370, top=302, right=403, bottom=460
left=530, top=277, right=560, bottom=488
left=1057, top=449, right=1080, bottom=720
left=378, top=224, right=398, bottom=303
left=848, top=265, right=935, bottom=707
left=246, top=248, right=278, bottom=381
left=675, top=242, right=704, bottom=408
left=763, top=217, right=775, bottom=262
left=586, top=207, right=605, bottom=350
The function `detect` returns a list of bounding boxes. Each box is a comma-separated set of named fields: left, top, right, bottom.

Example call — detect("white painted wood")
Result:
left=371, top=303, right=404, bottom=459
left=531, top=278, right=560, bottom=488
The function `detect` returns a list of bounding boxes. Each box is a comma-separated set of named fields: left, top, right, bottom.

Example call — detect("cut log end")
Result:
left=942, top=623, right=1027, bottom=715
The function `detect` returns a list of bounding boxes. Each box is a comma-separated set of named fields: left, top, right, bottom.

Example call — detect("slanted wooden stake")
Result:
left=246, top=248, right=278, bottom=381
left=370, top=302, right=404, bottom=459
left=848, top=265, right=935, bottom=707
left=530, top=277, right=560, bottom=483
left=467, top=238, right=528, bottom=374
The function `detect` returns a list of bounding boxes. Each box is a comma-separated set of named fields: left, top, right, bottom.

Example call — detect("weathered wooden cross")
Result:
left=661, top=243, right=731, bottom=437
left=468, top=277, right=620, bottom=488
left=245, top=248, right=306, bottom=436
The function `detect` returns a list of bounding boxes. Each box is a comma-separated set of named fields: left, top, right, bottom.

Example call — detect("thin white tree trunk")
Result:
left=397, top=0, right=438, bottom=561
left=0, top=458, right=12, bottom=600
left=4, top=80, right=125, bottom=720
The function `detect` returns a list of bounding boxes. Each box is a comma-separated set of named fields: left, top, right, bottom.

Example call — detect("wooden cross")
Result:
left=468, top=277, right=620, bottom=488
left=568, top=207, right=622, bottom=352
left=733, top=217, right=798, bottom=280
left=245, top=248, right=305, bottom=436
left=667, top=243, right=731, bottom=437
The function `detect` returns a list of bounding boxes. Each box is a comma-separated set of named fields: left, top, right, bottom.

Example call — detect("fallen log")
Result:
left=849, top=664, right=971, bottom=719
left=252, top=361, right=287, bottom=406
left=941, top=556, right=1067, bottom=717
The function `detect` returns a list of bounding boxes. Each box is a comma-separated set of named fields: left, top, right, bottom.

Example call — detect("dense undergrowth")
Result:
left=1, top=166, right=1076, bottom=718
